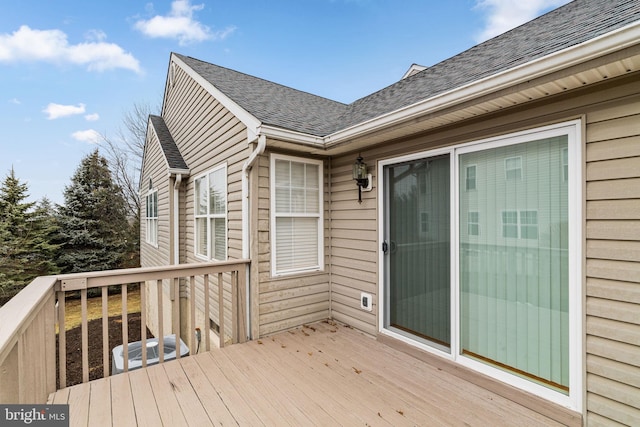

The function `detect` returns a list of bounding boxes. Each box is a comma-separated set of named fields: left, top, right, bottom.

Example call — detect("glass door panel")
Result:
left=458, top=136, right=569, bottom=392
left=384, top=154, right=450, bottom=350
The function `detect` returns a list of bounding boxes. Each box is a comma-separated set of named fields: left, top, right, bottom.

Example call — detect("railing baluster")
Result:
left=218, top=272, right=224, bottom=348
left=122, top=284, right=128, bottom=372
left=237, top=268, right=247, bottom=344
left=189, top=276, right=196, bottom=354
left=174, top=278, right=181, bottom=360
left=204, top=274, right=210, bottom=352
left=57, top=291, right=66, bottom=389
left=102, top=287, right=109, bottom=378
left=231, top=270, right=238, bottom=344
left=81, top=289, right=89, bottom=383
left=140, top=282, right=147, bottom=368
left=157, top=279, right=164, bottom=363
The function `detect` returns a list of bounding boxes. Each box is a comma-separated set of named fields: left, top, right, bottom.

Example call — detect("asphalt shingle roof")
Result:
left=176, top=0, right=640, bottom=137
left=149, top=115, right=189, bottom=170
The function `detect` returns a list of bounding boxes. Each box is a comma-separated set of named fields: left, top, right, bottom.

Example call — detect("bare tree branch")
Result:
left=99, top=101, right=160, bottom=222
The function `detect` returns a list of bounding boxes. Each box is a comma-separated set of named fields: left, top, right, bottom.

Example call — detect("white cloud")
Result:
left=85, top=113, right=100, bottom=121
left=134, top=0, right=235, bottom=45
left=474, top=0, right=571, bottom=42
left=9, top=98, right=20, bottom=104
left=71, top=129, right=101, bottom=144
left=0, top=25, right=141, bottom=73
left=43, top=103, right=86, bottom=120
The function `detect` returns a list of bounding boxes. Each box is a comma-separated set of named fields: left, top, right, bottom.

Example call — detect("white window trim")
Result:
left=465, top=164, right=477, bottom=191
left=270, top=153, right=324, bottom=277
left=504, top=156, right=523, bottom=180
left=378, top=120, right=582, bottom=412
left=194, top=163, right=228, bottom=261
left=467, top=211, right=480, bottom=236
left=145, top=189, right=158, bottom=247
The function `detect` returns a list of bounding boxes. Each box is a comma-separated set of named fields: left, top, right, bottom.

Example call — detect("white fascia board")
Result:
left=168, top=168, right=190, bottom=176
left=324, top=20, right=640, bottom=147
left=258, top=125, right=325, bottom=147
left=171, top=53, right=262, bottom=140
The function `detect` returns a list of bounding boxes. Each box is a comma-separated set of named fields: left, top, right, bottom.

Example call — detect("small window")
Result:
left=501, top=210, right=518, bottom=238
left=465, top=165, right=477, bottom=191
left=146, top=189, right=158, bottom=246
left=505, top=157, right=522, bottom=180
left=420, top=212, right=429, bottom=233
left=520, top=210, right=538, bottom=240
left=194, top=164, right=227, bottom=260
left=467, top=211, right=479, bottom=236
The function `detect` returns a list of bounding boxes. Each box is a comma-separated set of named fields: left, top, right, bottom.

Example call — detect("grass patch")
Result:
left=61, top=287, right=142, bottom=331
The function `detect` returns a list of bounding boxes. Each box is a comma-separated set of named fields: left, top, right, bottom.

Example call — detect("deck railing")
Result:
left=0, top=260, right=249, bottom=404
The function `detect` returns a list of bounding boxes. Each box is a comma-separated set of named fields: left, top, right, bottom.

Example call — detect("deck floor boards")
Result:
left=49, top=320, right=567, bottom=426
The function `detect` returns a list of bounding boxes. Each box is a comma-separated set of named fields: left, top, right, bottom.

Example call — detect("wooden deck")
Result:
left=49, top=321, right=568, bottom=426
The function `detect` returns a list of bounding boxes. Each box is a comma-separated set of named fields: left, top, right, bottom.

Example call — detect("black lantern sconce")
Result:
left=352, top=155, right=373, bottom=203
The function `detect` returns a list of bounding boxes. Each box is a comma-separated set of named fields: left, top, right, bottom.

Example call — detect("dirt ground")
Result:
left=56, top=312, right=154, bottom=388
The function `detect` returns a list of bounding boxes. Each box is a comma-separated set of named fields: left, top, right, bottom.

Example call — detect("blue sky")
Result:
left=0, top=0, right=569, bottom=205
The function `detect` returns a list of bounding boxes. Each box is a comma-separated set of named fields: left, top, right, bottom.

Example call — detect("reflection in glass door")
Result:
left=383, top=154, right=450, bottom=351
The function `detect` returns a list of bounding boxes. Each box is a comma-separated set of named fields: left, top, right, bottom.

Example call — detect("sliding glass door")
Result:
left=383, top=154, right=451, bottom=351
left=380, top=121, right=580, bottom=407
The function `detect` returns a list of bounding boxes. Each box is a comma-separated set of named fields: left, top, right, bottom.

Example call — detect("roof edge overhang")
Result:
left=168, top=168, right=191, bottom=176
left=258, top=124, right=325, bottom=148
left=148, top=117, right=190, bottom=174
left=257, top=20, right=640, bottom=155
left=321, top=19, right=640, bottom=150
left=171, top=53, right=263, bottom=139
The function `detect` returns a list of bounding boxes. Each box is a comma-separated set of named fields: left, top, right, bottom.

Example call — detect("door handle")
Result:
left=382, top=241, right=389, bottom=254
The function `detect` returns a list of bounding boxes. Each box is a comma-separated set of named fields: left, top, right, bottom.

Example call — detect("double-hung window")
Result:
left=194, top=164, right=227, bottom=260
left=146, top=187, right=158, bottom=246
left=271, top=154, right=323, bottom=276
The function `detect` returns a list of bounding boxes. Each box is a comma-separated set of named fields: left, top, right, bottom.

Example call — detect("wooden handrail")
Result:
left=0, top=276, right=58, bottom=403
left=0, top=260, right=250, bottom=403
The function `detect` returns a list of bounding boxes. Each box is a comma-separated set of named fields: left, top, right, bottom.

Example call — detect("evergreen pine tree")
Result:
left=28, top=198, right=61, bottom=278
left=0, top=169, right=59, bottom=301
left=56, top=150, right=130, bottom=273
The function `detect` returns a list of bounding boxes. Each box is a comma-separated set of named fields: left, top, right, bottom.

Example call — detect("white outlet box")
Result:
left=360, top=292, right=373, bottom=311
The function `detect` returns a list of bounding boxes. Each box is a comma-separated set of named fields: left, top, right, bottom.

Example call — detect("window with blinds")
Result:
left=270, top=154, right=323, bottom=276
left=194, top=164, right=227, bottom=260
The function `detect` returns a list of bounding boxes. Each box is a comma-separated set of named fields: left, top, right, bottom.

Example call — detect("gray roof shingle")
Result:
left=176, top=0, right=640, bottom=137
left=149, top=115, right=189, bottom=170
left=174, top=55, right=347, bottom=137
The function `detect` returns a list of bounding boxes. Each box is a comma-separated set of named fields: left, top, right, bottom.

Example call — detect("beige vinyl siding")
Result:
left=584, top=91, right=640, bottom=426
left=256, top=153, right=330, bottom=337
left=140, top=130, right=171, bottom=268
left=329, top=156, right=377, bottom=335
left=162, top=63, right=249, bottom=341
left=328, top=73, right=640, bottom=422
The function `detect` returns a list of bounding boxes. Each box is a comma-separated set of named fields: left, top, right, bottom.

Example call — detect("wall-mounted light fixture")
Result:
left=352, top=155, right=373, bottom=203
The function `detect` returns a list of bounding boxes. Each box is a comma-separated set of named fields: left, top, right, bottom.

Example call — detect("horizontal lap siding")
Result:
left=140, top=129, right=171, bottom=268
left=162, top=64, right=250, bottom=339
left=585, top=90, right=640, bottom=425
left=257, top=154, right=330, bottom=337
left=328, top=74, right=640, bottom=423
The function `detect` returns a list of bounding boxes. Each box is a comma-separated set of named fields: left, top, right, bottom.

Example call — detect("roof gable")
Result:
left=174, top=54, right=347, bottom=137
